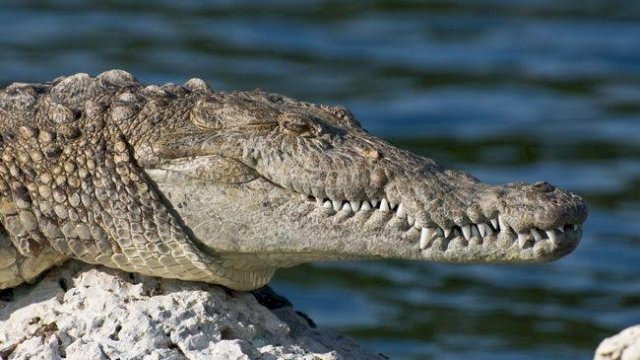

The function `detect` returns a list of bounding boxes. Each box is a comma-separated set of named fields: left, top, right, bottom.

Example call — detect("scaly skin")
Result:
left=0, top=70, right=587, bottom=290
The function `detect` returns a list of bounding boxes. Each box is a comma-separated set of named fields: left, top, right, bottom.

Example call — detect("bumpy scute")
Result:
left=0, top=71, right=274, bottom=290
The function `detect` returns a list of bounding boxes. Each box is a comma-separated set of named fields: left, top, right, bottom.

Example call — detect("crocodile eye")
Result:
left=278, top=113, right=321, bottom=137
left=283, top=120, right=310, bottom=134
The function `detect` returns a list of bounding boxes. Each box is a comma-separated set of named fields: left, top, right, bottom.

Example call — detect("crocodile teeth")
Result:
left=485, top=224, right=495, bottom=235
left=471, top=224, right=480, bottom=239
left=477, top=223, right=488, bottom=237
left=461, top=225, right=471, bottom=240
left=396, top=203, right=406, bottom=218
left=498, top=215, right=507, bottom=231
left=313, top=196, right=574, bottom=251
left=546, top=230, right=558, bottom=246
left=420, top=227, right=436, bottom=250
left=517, top=233, right=528, bottom=248
left=380, top=198, right=390, bottom=212
left=531, top=228, right=543, bottom=241
left=341, top=202, right=352, bottom=213
left=312, top=194, right=576, bottom=254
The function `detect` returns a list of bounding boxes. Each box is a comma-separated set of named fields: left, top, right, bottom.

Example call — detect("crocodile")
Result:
left=0, top=70, right=588, bottom=291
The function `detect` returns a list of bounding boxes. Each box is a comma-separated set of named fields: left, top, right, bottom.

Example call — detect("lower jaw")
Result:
left=306, top=205, right=581, bottom=263
left=407, top=229, right=581, bottom=263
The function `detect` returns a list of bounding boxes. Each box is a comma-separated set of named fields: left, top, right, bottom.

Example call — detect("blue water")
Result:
left=1, top=1, right=639, bottom=358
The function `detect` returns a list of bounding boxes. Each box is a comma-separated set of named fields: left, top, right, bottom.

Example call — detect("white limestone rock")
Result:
left=595, top=325, right=640, bottom=360
left=0, top=261, right=384, bottom=360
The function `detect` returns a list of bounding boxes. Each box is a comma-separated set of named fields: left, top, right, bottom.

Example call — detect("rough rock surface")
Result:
left=0, top=261, right=384, bottom=359
left=595, top=326, right=640, bottom=360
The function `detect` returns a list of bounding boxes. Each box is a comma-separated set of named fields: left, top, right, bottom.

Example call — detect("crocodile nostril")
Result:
left=532, top=181, right=555, bottom=193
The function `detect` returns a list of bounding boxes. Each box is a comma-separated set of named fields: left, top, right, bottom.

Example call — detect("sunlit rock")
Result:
left=595, top=325, right=640, bottom=360
left=0, top=261, right=383, bottom=360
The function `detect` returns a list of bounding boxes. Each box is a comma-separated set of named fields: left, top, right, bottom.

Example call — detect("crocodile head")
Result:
left=139, top=85, right=587, bottom=289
